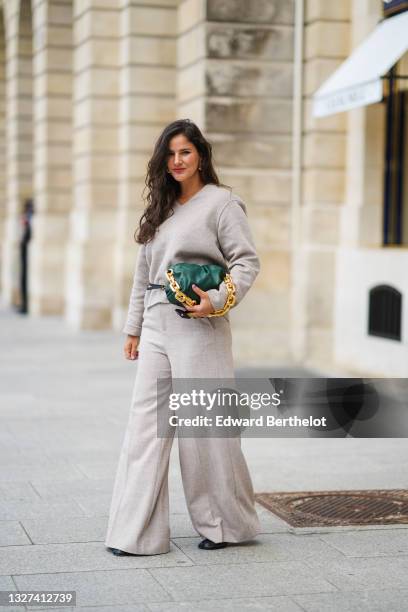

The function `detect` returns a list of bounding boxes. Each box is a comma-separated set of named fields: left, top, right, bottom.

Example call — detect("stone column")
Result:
left=30, top=0, right=73, bottom=315
left=177, top=0, right=206, bottom=124
left=113, top=0, right=178, bottom=330
left=341, top=0, right=384, bottom=248
left=0, top=12, right=6, bottom=286
left=66, top=0, right=121, bottom=329
left=178, top=0, right=295, bottom=365
left=1, top=0, right=33, bottom=307
left=299, top=0, right=350, bottom=368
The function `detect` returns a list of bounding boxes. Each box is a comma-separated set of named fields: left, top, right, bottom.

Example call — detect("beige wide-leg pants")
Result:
left=104, top=301, right=261, bottom=555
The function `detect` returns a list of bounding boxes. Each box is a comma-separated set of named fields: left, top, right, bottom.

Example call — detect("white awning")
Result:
left=313, top=11, right=408, bottom=117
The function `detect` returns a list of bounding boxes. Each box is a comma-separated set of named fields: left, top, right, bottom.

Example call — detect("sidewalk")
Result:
left=0, top=308, right=408, bottom=611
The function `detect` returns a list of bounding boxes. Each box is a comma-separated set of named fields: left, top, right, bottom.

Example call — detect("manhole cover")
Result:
left=255, top=489, right=408, bottom=527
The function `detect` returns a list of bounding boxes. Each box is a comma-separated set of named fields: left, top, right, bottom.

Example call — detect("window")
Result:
left=383, top=52, right=408, bottom=245
left=368, top=285, right=402, bottom=341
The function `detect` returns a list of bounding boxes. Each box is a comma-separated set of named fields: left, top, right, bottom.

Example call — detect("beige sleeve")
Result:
left=122, top=244, right=150, bottom=336
left=206, top=199, right=260, bottom=312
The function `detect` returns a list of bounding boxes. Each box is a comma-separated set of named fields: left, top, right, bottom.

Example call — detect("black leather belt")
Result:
left=146, top=283, right=192, bottom=319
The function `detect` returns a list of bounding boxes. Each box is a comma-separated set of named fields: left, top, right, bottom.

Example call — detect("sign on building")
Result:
left=383, top=0, right=408, bottom=18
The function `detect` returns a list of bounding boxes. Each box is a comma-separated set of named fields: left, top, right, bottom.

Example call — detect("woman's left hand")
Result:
left=183, top=284, right=215, bottom=317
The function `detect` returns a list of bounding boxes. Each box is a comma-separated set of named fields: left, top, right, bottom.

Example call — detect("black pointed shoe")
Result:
left=198, top=538, right=228, bottom=550
left=107, top=547, right=140, bottom=556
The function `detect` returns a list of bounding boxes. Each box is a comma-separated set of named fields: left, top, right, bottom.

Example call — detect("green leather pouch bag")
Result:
left=165, top=263, right=225, bottom=305
left=165, top=262, right=236, bottom=318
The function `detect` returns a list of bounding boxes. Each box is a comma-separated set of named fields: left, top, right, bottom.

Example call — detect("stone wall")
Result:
left=0, top=0, right=360, bottom=371
left=299, top=0, right=350, bottom=369
left=0, top=11, right=5, bottom=283
left=31, top=0, right=73, bottom=316
left=0, top=0, right=297, bottom=366
left=64, top=0, right=120, bottom=328
left=2, top=0, right=34, bottom=306
left=113, top=0, right=178, bottom=330
left=340, top=0, right=384, bottom=250
left=178, top=0, right=295, bottom=365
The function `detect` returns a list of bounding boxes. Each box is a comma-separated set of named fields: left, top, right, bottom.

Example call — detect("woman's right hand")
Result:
left=124, top=335, right=140, bottom=360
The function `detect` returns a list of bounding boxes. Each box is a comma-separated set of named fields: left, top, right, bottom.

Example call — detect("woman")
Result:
left=105, top=118, right=261, bottom=556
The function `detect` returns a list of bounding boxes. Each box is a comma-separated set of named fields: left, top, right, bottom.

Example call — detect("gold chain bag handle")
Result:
left=207, top=273, right=236, bottom=317
left=165, top=269, right=236, bottom=317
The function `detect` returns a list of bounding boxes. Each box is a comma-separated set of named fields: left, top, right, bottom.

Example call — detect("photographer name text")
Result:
left=168, top=415, right=327, bottom=428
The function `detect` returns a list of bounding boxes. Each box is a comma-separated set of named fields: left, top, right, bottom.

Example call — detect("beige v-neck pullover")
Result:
left=123, top=183, right=260, bottom=336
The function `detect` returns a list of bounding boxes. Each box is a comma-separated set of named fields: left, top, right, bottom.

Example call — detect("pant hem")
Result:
left=198, top=524, right=262, bottom=544
left=105, top=541, right=171, bottom=556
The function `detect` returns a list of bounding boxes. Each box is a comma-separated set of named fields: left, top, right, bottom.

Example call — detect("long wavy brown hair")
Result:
left=135, top=119, right=229, bottom=244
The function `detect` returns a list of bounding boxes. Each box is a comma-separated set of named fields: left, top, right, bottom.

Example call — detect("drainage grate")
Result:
left=255, top=490, right=408, bottom=527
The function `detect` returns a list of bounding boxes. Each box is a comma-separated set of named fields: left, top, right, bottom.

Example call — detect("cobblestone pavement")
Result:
left=1, top=308, right=408, bottom=611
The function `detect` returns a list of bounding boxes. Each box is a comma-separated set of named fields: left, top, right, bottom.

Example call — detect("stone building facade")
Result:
left=0, top=0, right=406, bottom=376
